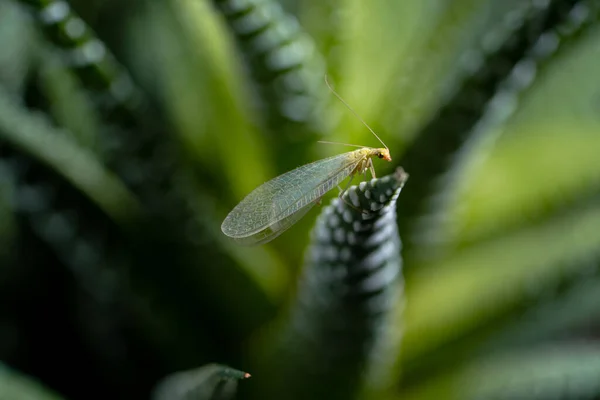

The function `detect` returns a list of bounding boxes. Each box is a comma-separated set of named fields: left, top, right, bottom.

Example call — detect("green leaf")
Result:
left=0, top=86, right=140, bottom=225
left=395, top=247, right=600, bottom=387
left=0, top=0, right=37, bottom=95
left=0, top=363, right=65, bottom=400
left=447, top=21, right=600, bottom=245
left=18, top=0, right=143, bottom=116
left=481, top=263, right=600, bottom=353
left=0, top=160, right=16, bottom=261
left=152, top=363, right=251, bottom=400
left=402, top=196, right=600, bottom=365
left=407, top=0, right=600, bottom=257
left=401, top=343, right=600, bottom=400
left=139, top=1, right=272, bottom=202
left=256, top=168, right=408, bottom=400
left=385, top=0, right=535, bottom=138
left=38, top=53, right=103, bottom=154
left=212, top=0, right=327, bottom=147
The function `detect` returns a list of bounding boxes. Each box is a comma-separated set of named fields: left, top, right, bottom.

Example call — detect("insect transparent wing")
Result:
left=229, top=199, right=318, bottom=246
left=221, top=151, right=362, bottom=239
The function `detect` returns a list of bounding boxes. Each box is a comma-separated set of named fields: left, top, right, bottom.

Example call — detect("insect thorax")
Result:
left=352, top=151, right=371, bottom=175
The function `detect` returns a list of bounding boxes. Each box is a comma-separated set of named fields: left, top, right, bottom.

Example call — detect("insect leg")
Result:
left=369, top=158, right=377, bottom=178
left=338, top=174, right=355, bottom=199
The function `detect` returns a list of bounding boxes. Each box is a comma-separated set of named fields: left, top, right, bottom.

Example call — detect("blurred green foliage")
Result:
left=1, top=0, right=600, bottom=399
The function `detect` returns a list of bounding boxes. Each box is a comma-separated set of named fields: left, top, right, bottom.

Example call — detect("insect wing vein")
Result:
left=222, top=151, right=363, bottom=238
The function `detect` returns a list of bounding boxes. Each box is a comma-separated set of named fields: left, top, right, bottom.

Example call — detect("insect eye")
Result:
left=377, top=153, right=384, bottom=159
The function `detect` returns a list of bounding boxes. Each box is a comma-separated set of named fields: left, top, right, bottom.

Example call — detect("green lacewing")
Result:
left=221, top=77, right=392, bottom=246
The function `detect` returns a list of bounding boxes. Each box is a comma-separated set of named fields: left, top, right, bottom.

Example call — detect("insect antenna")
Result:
left=317, top=140, right=368, bottom=148
left=324, top=74, right=388, bottom=149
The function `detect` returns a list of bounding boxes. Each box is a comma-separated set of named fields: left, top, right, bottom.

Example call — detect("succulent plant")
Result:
left=1, top=0, right=600, bottom=399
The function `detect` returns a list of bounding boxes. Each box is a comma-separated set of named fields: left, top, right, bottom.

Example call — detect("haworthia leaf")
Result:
left=17, top=0, right=142, bottom=116
left=401, top=343, right=600, bottom=400
left=152, top=363, right=251, bottom=400
left=402, top=195, right=600, bottom=367
left=0, top=363, right=65, bottom=400
left=397, top=234, right=600, bottom=386
left=212, top=0, right=325, bottom=125
left=415, top=0, right=600, bottom=255
left=483, top=260, right=600, bottom=352
left=211, top=0, right=326, bottom=170
left=258, top=168, right=408, bottom=400
left=397, top=0, right=597, bottom=257
left=0, top=0, right=36, bottom=95
left=17, top=0, right=179, bottom=202
left=0, top=86, right=140, bottom=225
left=0, top=159, right=15, bottom=262
left=461, top=343, right=600, bottom=400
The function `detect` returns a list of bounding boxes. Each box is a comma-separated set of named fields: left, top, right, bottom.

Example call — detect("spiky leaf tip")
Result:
left=266, top=167, right=408, bottom=400
left=152, top=363, right=251, bottom=400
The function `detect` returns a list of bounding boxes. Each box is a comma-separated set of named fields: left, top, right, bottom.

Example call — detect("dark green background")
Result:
left=1, top=0, right=600, bottom=399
